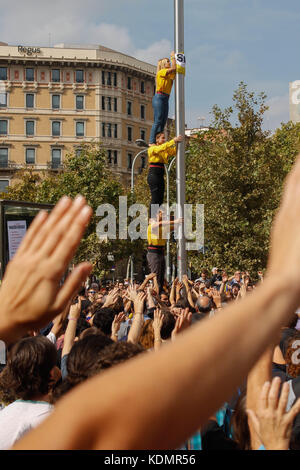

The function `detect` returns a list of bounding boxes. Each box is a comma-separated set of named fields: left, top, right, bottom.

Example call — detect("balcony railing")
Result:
left=46, top=161, right=64, bottom=171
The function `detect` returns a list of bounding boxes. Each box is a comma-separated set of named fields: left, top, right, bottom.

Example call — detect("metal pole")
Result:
left=165, top=156, right=176, bottom=283
left=174, top=0, right=187, bottom=279
left=130, top=148, right=148, bottom=282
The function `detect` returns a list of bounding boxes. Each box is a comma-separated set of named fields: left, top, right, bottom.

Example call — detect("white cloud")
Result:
left=264, top=94, right=290, bottom=131
left=135, top=39, right=172, bottom=65
left=0, top=1, right=170, bottom=65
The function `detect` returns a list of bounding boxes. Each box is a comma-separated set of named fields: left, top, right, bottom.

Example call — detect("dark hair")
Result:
left=53, top=338, right=143, bottom=401
left=161, top=312, right=176, bottom=340
left=75, top=317, right=91, bottom=337
left=231, top=393, right=251, bottom=450
left=286, top=314, right=299, bottom=329
left=174, top=299, right=190, bottom=309
left=0, top=336, right=57, bottom=404
left=93, top=307, right=116, bottom=336
left=155, top=132, right=164, bottom=141
left=285, top=333, right=300, bottom=378
left=78, top=286, right=86, bottom=297
left=139, top=319, right=155, bottom=349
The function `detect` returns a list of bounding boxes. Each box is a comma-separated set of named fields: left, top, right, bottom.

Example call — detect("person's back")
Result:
left=0, top=399, right=53, bottom=449
left=0, top=336, right=60, bottom=449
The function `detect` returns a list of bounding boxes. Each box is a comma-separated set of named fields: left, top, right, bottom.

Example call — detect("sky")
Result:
left=0, top=0, right=299, bottom=131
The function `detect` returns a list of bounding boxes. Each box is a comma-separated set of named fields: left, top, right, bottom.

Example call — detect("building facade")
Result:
left=0, top=42, right=157, bottom=190
left=289, top=80, right=300, bottom=124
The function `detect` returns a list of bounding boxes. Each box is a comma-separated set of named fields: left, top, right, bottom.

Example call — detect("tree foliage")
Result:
left=0, top=144, right=136, bottom=276
left=186, top=82, right=300, bottom=275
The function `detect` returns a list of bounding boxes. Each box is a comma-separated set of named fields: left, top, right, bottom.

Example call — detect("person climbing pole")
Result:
left=149, top=52, right=176, bottom=145
left=147, top=210, right=182, bottom=293
left=147, top=132, right=184, bottom=218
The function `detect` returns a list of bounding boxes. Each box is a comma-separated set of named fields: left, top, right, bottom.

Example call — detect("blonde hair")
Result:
left=156, top=58, right=170, bottom=78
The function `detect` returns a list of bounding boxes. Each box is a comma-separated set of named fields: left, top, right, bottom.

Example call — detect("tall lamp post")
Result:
left=165, top=156, right=176, bottom=283
left=174, top=0, right=187, bottom=279
left=130, top=139, right=149, bottom=282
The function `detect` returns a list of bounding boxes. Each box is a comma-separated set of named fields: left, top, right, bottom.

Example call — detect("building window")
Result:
left=113, top=72, right=117, bottom=87
left=114, top=124, right=118, bottom=138
left=127, top=153, right=132, bottom=170
left=127, top=77, right=132, bottom=90
left=127, top=126, right=132, bottom=142
left=113, top=150, right=118, bottom=165
left=0, top=120, right=8, bottom=135
left=0, top=148, right=8, bottom=168
left=0, top=93, right=7, bottom=108
left=0, top=180, right=9, bottom=192
left=52, top=149, right=61, bottom=168
left=140, top=129, right=146, bottom=141
left=107, top=150, right=112, bottom=164
left=140, top=81, right=145, bottom=94
left=107, top=123, right=112, bottom=138
left=114, top=97, right=117, bottom=112
left=25, top=68, right=34, bottom=81
left=76, top=70, right=84, bottom=83
left=127, top=101, right=132, bottom=116
left=52, top=69, right=60, bottom=82
left=102, top=123, right=106, bottom=138
left=0, top=67, right=7, bottom=81
left=26, top=120, right=34, bottom=136
left=102, top=71, right=105, bottom=85
left=102, top=96, right=105, bottom=110
left=107, top=72, right=111, bottom=86
left=107, top=97, right=111, bottom=111
left=26, top=93, right=34, bottom=108
left=52, top=94, right=60, bottom=109
left=141, top=105, right=145, bottom=120
left=52, top=121, right=61, bottom=137
left=25, top=148, right=35, bottom=164
left=76, top=121, right=84, bottom=137
left=76, top=95, right=84, bottom=110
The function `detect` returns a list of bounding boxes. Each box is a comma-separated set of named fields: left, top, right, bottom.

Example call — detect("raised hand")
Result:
left=247, top=377, right=300, bottom=450
left=102, top=287, right=120, bottom=308
left=0, top=196, right=92, bottom=344
left=133, top=291, right=147, bottom=315
left=153, top=308, right=164, bottom=334
left=171, top=309, right=192, bottom=341
left=111, top=312, right=126, bottom=341
left=69, top=297, right=82, bottom=320
left=212, top=289, right=222, bottom=309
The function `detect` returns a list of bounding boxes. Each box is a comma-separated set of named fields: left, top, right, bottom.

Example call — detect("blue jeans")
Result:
left=149, top=93, right=169, bottom=144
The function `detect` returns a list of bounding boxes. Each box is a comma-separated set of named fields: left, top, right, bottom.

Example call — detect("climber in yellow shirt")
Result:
left=147, top=210, right=182, bottom=292
left=147, top=132, right=184, bottom=218
left=149, top=52, right=176, bottom=144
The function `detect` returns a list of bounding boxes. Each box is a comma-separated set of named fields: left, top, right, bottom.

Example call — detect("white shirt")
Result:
left=0, top=399, right=53, bottom=449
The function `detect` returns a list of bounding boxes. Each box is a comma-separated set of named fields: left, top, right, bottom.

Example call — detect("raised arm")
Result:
left=61, top=299, right=82, bottom=358
left=246, top=345, right=273, bottom=449
left=127, top=292, right=146, bottom=345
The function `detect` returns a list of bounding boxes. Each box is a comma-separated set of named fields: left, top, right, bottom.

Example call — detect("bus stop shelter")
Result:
left=0, top=200, right=54, bottom=279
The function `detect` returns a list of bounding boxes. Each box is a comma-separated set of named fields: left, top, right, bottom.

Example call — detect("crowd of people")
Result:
left=0, top=173, right=300, bottom=450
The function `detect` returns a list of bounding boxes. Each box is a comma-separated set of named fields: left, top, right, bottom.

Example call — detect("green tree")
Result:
left=1, top=143, right=137, bottom=277
left=186, top=82, right=300, bottom=276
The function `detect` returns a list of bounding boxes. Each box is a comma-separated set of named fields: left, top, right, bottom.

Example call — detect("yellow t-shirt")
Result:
left=156, top=68, right=175, bottom=95
left=148, top=139, right=176, bottom=164
left=147, top=223, right=166, bottom=247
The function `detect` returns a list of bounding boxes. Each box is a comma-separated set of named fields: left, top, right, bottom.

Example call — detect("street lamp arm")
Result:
left=131, top=149, right=149, bottom=193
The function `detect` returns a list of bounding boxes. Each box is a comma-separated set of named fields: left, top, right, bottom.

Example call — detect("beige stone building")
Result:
left=0, top=42, right=157, bottom=190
